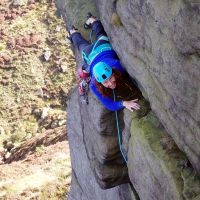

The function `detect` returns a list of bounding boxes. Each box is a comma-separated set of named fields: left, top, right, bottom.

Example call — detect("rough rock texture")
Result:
left=67, top=88, right=135, bottom=200
left=56, top=0, right=200, bottom=199
left=56, top=1, right=138, bottom=199
left=95, top=0, right=200, bottom=173
left=128, top=111, right=200, bottom=200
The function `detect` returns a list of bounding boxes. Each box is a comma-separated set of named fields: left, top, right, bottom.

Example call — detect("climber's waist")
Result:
left=88, top=43, right=113, bottom=64
left=82, top=36, right=113, bottom=65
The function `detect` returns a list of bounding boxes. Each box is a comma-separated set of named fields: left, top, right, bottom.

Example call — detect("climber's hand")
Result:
left=123, top=99, right=140, bottom=112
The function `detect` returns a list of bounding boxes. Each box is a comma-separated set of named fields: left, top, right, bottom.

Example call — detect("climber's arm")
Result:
left=90, top=81, right=124, bottom=111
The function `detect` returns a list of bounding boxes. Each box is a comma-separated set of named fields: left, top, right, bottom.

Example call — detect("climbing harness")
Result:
left=113, top=90, right=128, bottom=165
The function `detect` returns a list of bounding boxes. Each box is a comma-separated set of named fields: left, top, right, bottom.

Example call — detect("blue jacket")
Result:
left=89, top=50, right=126, bottom=111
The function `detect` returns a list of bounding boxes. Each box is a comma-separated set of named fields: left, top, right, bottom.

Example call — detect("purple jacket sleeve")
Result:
left=90, top=80, right=125, bottom=111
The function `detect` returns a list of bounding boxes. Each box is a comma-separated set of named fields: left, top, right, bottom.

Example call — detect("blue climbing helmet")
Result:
left=93, top=62, right=112, bottom=83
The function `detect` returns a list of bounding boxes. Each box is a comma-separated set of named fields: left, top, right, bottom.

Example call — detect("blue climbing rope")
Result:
left=113, top=90, right=128, bottom=165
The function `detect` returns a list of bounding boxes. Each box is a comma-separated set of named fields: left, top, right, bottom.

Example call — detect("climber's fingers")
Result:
left=123, top=99, right=140, bottom=112
left=130, top=101, right=140, bottom=111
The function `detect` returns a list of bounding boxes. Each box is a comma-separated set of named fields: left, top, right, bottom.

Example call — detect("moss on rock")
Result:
left=128, top=111, right=200, bottom=200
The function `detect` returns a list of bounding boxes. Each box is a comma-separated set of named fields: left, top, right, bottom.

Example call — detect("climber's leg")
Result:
left=69, top=28, right=91, bottom=53
left=86, top=17, right=107, bottom=40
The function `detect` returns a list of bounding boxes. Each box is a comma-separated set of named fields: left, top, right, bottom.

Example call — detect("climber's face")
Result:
left=102, top=74, right=116, bottom=89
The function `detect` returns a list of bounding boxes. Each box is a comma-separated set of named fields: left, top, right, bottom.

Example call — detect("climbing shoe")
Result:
left=65, top=25, right=78, bottom=43
left=84, top=12, right=97, bottom=29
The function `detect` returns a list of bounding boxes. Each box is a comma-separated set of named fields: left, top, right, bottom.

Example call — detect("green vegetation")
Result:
left=0, top=0, right=74, bottom=199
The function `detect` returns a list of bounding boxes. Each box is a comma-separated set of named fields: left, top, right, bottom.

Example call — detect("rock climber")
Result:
left=68, top=14, right=142, bottom=112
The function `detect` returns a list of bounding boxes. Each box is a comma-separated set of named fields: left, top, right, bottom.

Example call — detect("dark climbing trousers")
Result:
left=70, top=20, right=107, bottom=54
